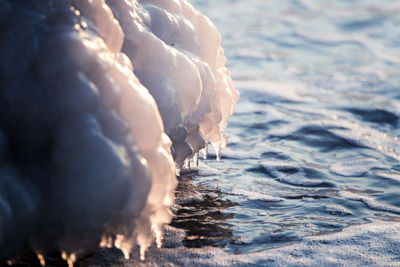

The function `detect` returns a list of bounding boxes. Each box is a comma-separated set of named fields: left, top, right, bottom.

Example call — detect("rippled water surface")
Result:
left=173, top=0, right=400, bottom=254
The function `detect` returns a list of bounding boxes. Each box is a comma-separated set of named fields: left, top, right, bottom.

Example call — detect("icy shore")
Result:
left=79, top=220, right=400, bottom=266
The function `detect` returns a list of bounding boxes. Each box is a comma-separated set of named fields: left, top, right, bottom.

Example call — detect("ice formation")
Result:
left=0, top=0, right=238, bottom=265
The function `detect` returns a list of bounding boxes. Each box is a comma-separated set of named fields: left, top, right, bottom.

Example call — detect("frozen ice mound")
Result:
left=0, top=0, right=238, bottom=265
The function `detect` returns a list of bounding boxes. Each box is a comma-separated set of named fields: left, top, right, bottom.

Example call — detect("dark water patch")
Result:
left=170, top=214, right=235, bottom=248
left=272, top=125, right=363, bottom=151
left=251, top=232, right=301, bottom=250
left=239, top=200, right=285, bottom=211
left=249, top=163, right=335, bottom=188
left=292, top=31, right=364, bottom=48
left=344, top=108, right=398, bottom=126
left=228, top=232, right=302, bottom=254
left=246, top=165, right=274, bottom=177
left=179, top=193, right=236, bottom=209
left=312, top=221, right=343, bottom=230
left=263, top=35, right=306, bottom=49
left=243, top=89, right=300, bottom=105
left=277, top=166, right=298, bottom=174
left=302, top=166, right=331, bottom=180
left=290, top=0, right=312, bottom=11
left=172, top=174, right=238, bottom=249
left=250, top=120, right=288, bottom=130
left=261, top=151, right=292, bottom=160
left=338, top=17, right=385, bottom=32
left=279, top=180, right=335, bottom=188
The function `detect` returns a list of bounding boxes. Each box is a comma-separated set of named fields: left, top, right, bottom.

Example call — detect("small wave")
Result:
left=324, top=204, right=353, bottom=216
left=344, top=108, right=399, bottom=126
left=338, top=16, right=385, bottom=32
left=230, top=188, right=283, bottom=202
left=340, top=191, right=400, bottom=214
left=244, top=89, right=300, bottom=105
left=250, top=120, right=288, bottom=130
left=329, top=157, right=390, bottom=177
left=328, top=120, right=400, bottom=161
left=271, top=124, right=363, bottom=152
left=261, top=151, right=292, bottom=161
left=259, top=162, right=328, bottom=187
left=375, top=171, right=400, bottom=183
left=237, top=80, right=311, bottom=105
left=222, top=144, right=290, bottom=161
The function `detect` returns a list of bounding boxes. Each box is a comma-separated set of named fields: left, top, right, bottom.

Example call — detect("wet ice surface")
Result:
left=152, top=0, right=400, bottom=264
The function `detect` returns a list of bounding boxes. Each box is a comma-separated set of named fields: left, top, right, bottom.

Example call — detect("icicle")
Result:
left=202, top=143, right=209, bottom=159
left=36, top=253, right=45, bottom=266
left=114, top=235, right=130, bottom=260
left=212, top=141, right=222, bottom=161
left=99, top=235, right=107, bottom=247
left=61, top=251, right=76, bottom=267
left=139, top=245, right=146, bottom=261
left=194, top=152, right=199, bottom=166
left=100, top=235, right=113, bottom=248
left=176, top=167, right=181, bottom=176
left=121, top=248, right=130, bottom=260
left=221, top=133, right=228, bottom=149
left=184, top=158, right=190, bottom=169
left=153, top=224, right=162, bottom=248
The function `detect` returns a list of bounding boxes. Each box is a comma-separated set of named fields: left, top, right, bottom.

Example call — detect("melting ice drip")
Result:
left=0, top=0, right=238, bottom=266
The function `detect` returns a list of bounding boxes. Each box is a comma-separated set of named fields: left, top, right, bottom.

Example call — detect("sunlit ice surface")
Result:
left=0, top=0, right=238, bottom=266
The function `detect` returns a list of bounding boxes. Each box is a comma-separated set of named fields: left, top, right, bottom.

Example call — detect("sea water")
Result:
left=172, top=0, right=400, bottom=255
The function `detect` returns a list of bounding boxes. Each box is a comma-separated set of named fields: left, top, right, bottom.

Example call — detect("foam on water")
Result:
left=328, top=120, right=400, bottom=161
left=340, top=191, right=400, bottom=215
left=375, top=172, right=400, bottom=183
left=230, top=188, right=283, bottom=202
left=329, top=157, right=390, bottom=177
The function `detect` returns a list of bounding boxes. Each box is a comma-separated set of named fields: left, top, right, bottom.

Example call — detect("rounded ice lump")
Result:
left=0, top=0, right=238, bottom=265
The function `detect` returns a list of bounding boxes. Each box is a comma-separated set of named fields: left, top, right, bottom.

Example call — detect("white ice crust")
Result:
left=68, top=0, right=239, bottom=261
left=0, top=0, right=238, bottom=264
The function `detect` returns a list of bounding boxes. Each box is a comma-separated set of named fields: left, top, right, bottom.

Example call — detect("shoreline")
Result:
left=76, top=219, right=400, bottom=266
